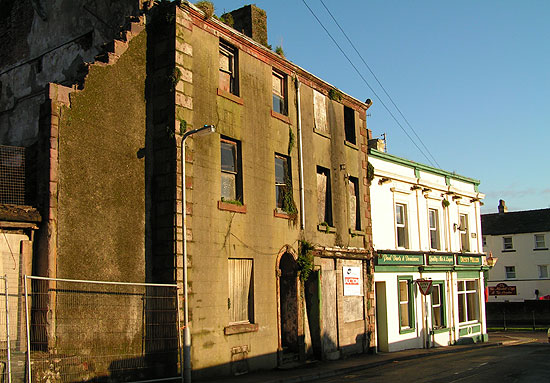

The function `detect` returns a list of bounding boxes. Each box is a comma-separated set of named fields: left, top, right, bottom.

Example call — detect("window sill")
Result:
left=349, top=229, right=365, bottom=237
left=274, top=209, right=293, bottom=219
left=501, top=249, right=516, bottom=253
left=224, top=323, right=258, bottom=335
left=218, top=200, right=247, bottom=214
left=344, top=140, right=358, bottom=150
left=399, top=327, right=416, bottom=335
left=432, top=327, right=450, bottom=334
left=534, top=248, right=548, bottom=251
left=317, top=223, right=336, bottom=233
left=314, top=127, right=331, bottom=139
left=271, top=110, right=290, bottom=124
left=217, top=88, right=244, bottom=105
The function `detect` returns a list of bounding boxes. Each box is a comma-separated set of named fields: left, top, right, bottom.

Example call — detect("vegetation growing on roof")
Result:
left=195, top=1, right=214, bottom=18
left=328, top=88, right=342, bottom=101
left=275, top=45, right=285, bottom=58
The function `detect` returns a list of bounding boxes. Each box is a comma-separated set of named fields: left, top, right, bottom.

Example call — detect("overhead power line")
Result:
left=301, top=0, right=438, bottom=168
left=318, top=0, right=441, bottom=169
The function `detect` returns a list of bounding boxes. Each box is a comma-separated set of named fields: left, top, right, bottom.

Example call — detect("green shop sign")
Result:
left=377, top=253, right=424, bottom=265
left=427, top=254, right=454, bottom=265
left=457, top=255, right=482, bottom=266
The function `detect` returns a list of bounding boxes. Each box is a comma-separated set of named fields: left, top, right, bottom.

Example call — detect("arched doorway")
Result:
left=276, top=248, right=301, bottom=364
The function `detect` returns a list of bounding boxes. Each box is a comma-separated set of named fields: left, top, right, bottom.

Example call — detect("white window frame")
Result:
left=538, top=265, right=548, bottom=279
left=457, top=279, right=479, bottom=324
left=535, top=234, right=546, bottom=249
left=428, top=208, right=440, bottom=250
left=505, top=266, right=516, bottom=279
left=503, top=236, right=513, bottom=250
left=395, top=203, right=409, bottom=249
left=459, top=213, right=469, bottom=252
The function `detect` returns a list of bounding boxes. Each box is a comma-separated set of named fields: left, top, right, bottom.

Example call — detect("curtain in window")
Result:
left=229, top=259, right=252, bottom=323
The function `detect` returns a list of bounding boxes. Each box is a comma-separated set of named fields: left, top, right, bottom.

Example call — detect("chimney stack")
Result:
left=498, top=199, right=508, bottom=214
left=226, top=5, right=268, bottom=47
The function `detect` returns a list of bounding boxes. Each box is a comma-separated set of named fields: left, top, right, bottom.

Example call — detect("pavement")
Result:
left=204, top=331, right=548, bottom=383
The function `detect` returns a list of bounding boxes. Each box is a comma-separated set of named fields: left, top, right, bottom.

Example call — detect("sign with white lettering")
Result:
left=343, top=266, right=361, bottom=296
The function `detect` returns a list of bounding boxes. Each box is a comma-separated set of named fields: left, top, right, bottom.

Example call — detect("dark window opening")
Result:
left=344, top=105, right=356, bottom=145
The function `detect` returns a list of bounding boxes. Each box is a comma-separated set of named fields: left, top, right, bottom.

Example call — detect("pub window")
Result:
left=395, top=203, right=409, bottom=249
left=398, top=276, right=415, bottom=332
left=457, top=280, right=479, bottom=323
left=428, top=208, right=440, bottom=250
left=459, top=214, right=469, bottom=252
left=431, top=282, right=446, bottom=329
left=505, top=266, right=516, bottom=279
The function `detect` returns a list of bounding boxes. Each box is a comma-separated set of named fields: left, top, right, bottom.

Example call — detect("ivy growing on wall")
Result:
left=298, top=240, right=315, bottom=282
left=367, top=161, right=374, bottom=184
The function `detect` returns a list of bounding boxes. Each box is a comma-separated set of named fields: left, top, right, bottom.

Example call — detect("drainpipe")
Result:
left=295, top=77, right=305, bottom=230
left=181, top=124, right=216, bottom=383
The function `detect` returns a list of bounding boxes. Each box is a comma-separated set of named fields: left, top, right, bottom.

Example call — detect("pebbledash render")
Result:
left=368, top=135, right=490, bottom=352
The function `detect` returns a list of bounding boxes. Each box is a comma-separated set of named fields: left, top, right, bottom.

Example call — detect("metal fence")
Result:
left=0, top=146, right=26, bottom=206
left=22, top=276, right=182, bottom=383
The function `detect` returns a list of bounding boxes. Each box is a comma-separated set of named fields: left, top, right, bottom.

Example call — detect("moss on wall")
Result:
left=57, top=32, right=147, bottom=281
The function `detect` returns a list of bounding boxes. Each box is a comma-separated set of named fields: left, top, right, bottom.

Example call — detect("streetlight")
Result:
left=181, top=124, right=215, bottom=383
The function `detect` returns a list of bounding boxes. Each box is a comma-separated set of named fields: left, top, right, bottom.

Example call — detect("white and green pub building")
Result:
left=368, top=136, right=490, bottom=352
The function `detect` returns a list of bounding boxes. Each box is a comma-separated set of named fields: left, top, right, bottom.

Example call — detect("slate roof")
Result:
left=481, top=208, right=550, bottom=235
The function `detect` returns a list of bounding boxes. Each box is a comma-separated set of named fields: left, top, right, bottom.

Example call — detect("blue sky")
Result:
left=208, top=0, right=550, bottom=213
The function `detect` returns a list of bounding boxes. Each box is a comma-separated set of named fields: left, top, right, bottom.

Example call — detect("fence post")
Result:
left=4, top=276, right=11, bottom=383
left=24, top=276, right=31, bottom=383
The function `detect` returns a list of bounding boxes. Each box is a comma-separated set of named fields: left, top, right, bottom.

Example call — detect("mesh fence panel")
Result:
left=26, top=277, right=181, bottom=383
left=0, top=146, right=25, bottom=206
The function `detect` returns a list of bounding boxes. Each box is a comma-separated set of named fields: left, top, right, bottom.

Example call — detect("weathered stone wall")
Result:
left=0, top=0, right=141, bottom=147
left=52, top=28, right=148, bottom=368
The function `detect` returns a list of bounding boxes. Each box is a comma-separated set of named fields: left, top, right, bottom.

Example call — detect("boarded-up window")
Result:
left=348, top=176, right=361, bottom=230
left=313, top=89, right=328, bottom=134
left=317, top=166, right=332, bottom=225
left=228, top=259, right=254, bottom=324
left=219, top=41, right=238, bottom=95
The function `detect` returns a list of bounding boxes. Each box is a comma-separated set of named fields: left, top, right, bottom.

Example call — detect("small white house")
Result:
left=368, top=137, right=489, bottom=352
left=482, top=201, right=550, bottom=302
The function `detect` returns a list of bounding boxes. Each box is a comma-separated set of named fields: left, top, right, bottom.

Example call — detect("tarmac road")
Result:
left=316, top=332, right=550, bottom=383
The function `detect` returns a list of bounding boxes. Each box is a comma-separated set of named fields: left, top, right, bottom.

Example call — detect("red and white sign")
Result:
left=343, top=266, right=362, bottom=296
left=416, top=279, right=433, bottom=296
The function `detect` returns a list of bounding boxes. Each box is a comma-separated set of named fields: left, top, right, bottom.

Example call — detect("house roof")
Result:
left=481, top=208, right=550, bottom=235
